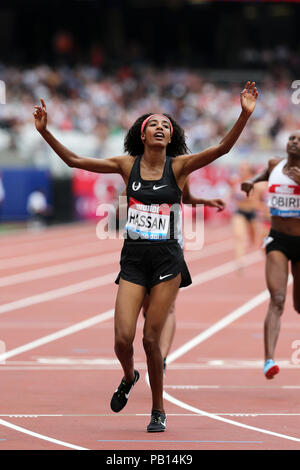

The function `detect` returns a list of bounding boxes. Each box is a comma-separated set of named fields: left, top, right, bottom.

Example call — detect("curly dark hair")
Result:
left=124, top=113, right=189, bottom=157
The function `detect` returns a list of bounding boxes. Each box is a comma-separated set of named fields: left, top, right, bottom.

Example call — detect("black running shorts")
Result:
left=236, top=209, right=257, bottom=222
left=115, top=241, right=192, bottom=293
left=265, top=229, right=300, bottom=263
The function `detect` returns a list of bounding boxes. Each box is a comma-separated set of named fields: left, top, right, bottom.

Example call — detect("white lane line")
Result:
left=0, top=222, right=88, bottom=242
left=0, top=230, right=99, bottom=258
left=186, top=250, right=263, bottom=290
left=0, top=241, right=116, bottom=270
left=167, top=274, right=292, bottom=364
left=9, top=359, right=299, bottom=369
left=0, top=238, right=232, bottom=288
left=0, top=252, right=119, bottom=287
left=0, top=249, right=262, bottom=317
left=158, top=276, right=300, bottom=443
left=0, top=249, right=264, bottom=361
left=0, top=221, right=94, bottom=242
left=0, top=309, right=114, bottom=362
left=1, top=364, right=300, bottom=372
left=164, top=384, right=300, bottom=390
left=0, top=418, right=88, bottom=450
left=0, top=223, right=231, bottom=269
left=163, top=391, right=300, bottom=443
left=184, top=239, right=232, bottom=262
left=2, top=413, right=300, bottom=418
left=0, top=272, right=117, bottom=316
left=35, top=357, right=119, bottom=365
left=4, top=364, right=300, bottom=372
left=0, top=228, right=236, bottom=449
left=165, top=385, right=220, bottom=389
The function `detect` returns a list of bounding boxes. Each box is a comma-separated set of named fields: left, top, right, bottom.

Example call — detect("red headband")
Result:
left=141, top=114, right=173, bottom=140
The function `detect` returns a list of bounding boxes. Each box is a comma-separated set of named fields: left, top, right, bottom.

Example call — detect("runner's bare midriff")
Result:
left=271, top=216, right=300, bottom=236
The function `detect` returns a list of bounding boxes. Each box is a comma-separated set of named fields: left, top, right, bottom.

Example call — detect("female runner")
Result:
left=241, top=131, right=300, bottom=379
left=229, top=162, right=262, bottom=269
left=143, top=182, right=225, bottom=372
left=33, top=81, right=257, bottom=432
left=116, top=182, right=225, bottom=373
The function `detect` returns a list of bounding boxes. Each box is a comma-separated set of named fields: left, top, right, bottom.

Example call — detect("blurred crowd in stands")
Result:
left=0, top=62, right=299, bottom=175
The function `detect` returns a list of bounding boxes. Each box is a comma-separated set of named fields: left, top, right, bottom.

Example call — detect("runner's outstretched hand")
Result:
left=33, top=98, right=47, bottom=133
left=240, top=81, right=258, bottom=116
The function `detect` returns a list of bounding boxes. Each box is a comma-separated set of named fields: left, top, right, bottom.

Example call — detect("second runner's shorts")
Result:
left=265, top=229, right=300, bottom=263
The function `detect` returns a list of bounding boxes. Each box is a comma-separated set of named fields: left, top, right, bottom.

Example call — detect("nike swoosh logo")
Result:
left=159, top=274, right=173, bottom=280
left=125, top=384, right=134, bottom=399
left=153, top=185, right=168, bottom=190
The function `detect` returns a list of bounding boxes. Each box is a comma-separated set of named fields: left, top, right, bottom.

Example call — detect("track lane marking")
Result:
left=0, top=239, right=232, bottom=287
left=96, top=439, right=263, bottom=443
left=155, top=275, right=300, bottom=443
left=0, top=252, right=120, bottom=287
left=0, top=250, right=264, bottom=360
left=0, top=242, right=118, bottom=270
left=1, top=413, right=300, bottom=417
left=0, top=309, right=114, bottom=362
left=0, top=249, right=263, bottom=317
left=167, top=279, right=277, bottom=363
left=0, top=246, right=266, bottom=448
left=0, top=273, right=117, bottom=316
left=163, top=390, right=300, bottom=443
left=0, top=223, right=231, bottom=268
left=0, top=230, right=101, bottom=258
left=0, top=419, right=88, bottom=450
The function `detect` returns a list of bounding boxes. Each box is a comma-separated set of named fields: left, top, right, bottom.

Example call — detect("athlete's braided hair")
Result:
left=124, top=113, right=189, bottom=157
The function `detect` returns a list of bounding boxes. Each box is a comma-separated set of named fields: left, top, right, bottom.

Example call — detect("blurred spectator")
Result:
left=26, top=188, right=50, bottom=230
left=0, top=171, right=5, bottom=220
left=53, top=31, right=76, bottom=64
left=227, top=162, right=264, bottom=270
left=0, top=62, right=299, bottom=175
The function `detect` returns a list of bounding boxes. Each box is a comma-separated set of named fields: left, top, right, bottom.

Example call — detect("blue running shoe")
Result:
left=264, top=359, right=280, bottom=379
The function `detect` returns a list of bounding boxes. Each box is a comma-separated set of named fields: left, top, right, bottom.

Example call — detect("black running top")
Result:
left=125, top=155, right=182, bottom=243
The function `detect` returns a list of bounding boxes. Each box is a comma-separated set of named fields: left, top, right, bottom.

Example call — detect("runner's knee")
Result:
left=114, top=332, right=134, bottom=352
left=269, top=291, right=286, bottom=314
left=143, top=334, right=160, bottom=355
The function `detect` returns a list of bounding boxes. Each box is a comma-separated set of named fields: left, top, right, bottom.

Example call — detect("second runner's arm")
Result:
left=182, top=181, right=225, bottom=211
left=241, top=158, right=282, bottom=197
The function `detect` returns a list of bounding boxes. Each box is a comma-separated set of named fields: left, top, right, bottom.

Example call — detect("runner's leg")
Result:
left=232, top=213, right=247, bottom=267
left=114, top=278, right=146, bottom=382
left=143, top=295, right=176, bottom=367
left=264, top=251, right=289, bottom=361
left=159, top=300, right=176, bottom=360
left=291, top=261, right=300, bottom=313
left=143, top=274, right=181, bottom=413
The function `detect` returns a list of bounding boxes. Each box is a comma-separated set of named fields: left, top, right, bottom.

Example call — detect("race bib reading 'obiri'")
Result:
left=268, top=184, right=300, bottom=218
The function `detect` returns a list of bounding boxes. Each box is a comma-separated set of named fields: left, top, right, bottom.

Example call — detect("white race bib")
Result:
left=125, top=197, right=171, bottom=240
left=268, top=184, right=300, bottom=218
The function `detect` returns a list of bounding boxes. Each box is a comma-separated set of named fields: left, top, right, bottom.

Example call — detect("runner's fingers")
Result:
left=249, top=81, right=255, bottom=91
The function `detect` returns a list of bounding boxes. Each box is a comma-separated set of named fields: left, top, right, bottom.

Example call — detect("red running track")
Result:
left=0, top=220, right=300, bottom=450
